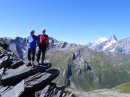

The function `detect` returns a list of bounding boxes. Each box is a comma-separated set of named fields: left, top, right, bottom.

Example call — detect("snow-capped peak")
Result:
left=86, top=35, right=118, bottom=51
left=95, top=37, right=108, bottom=44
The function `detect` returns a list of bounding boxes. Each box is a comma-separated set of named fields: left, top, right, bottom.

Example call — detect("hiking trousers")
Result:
left=37, top=43, right=47, bottom=63
left=28, top=48, right=36, bottom=61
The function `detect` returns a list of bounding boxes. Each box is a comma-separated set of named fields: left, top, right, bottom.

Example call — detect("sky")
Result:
left=0, top=0, right=130, bottom=44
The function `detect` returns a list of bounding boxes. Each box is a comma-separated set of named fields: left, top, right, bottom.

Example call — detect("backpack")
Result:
left=39, top=34, right=48, bottom=44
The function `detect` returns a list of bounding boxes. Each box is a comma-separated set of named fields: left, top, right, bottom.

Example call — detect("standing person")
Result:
left=27, top=30, right=38, bottom=67
left=37, top=28, right=49, bottom=65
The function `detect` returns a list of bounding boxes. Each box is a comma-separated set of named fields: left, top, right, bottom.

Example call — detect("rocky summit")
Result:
left=0, top=40, right=76, bottom=97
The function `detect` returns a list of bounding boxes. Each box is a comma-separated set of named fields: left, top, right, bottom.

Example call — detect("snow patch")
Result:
left=95, top=37, right=108, bottom=44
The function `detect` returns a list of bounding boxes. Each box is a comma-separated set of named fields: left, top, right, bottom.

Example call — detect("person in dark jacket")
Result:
left=27, top=30, right=38, bottom=67
left=37, top=28, right=49, bottom=65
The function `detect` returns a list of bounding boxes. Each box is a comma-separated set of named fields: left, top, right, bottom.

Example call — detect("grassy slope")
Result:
left=46, top=48, right=130, bottom=91
left=46, top=50, right=71, bottom=86
left=113, top=82, right=130, bottom=93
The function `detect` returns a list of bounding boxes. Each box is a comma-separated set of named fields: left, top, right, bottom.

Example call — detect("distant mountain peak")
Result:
left=109, top=35, right=118, bottom=41
left=86, top=35, right=118, bottom=51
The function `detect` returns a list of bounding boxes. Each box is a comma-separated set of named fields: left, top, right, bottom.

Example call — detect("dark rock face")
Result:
left=0, top=56, right=8, bottom=68
left=0, top=40, right=75, bottom=97
left=65, top=64, right=73, bottom=79
left=2, top=37, right=26, bottom=59
left=0, top=39, right=8, bottom=50
left=70, top=53, right=77, bottom=61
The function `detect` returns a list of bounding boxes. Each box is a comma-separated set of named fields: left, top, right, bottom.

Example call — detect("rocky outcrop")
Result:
left=0, top=39, right=8, bottom=50
left=35, top=83, right=76, bottom=97
left=2, top=65, right=45, bottom=86
left=2, top=69, right=60, bottom=97
left=0, top=40, right=76, bottom=97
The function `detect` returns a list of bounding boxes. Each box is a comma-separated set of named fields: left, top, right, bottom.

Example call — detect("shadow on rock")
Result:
left=1, top=63, right=52, bottom=86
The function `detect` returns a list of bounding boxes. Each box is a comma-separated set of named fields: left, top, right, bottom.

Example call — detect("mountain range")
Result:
left=1, top=35, right=130, bottom=96
left=2, top=36, right=78, bottom=59
left=3, top=35, right=130, bottom=59
left=86, top=35, right=130, bottom=54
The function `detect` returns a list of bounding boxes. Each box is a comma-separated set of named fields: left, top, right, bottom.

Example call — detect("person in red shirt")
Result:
left=37, top=29, right=49, bottom=65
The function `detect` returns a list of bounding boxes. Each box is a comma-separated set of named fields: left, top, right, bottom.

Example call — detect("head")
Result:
left=41, top=28, right=46, bottom=34
left=30, top=30, right=35, bottom=36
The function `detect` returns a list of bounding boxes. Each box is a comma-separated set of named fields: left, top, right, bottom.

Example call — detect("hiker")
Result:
left=27, top=30, right=38, bottom=67
left=37, top=28, right=49, bottom=65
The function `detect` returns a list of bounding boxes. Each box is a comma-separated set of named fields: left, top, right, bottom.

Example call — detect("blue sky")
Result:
left=0, top=0, right=130, bottom=44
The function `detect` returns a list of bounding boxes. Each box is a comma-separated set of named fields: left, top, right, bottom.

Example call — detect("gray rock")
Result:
left=0, top=56, right=8, bottom=68
left=35, top=82, right=75, bottom=97
left=2, top=80, right=24, bottom=97
left=1, top=65, right=49, bottom=86
left=2, top=69, right=60, bottom=97
left=0, top=54, right=5, bottom=59
left=11, top=60, right=24, bottom=69
left=0, top=40, right=8, bottom=50
left=25, top=69, right=59, bottom=91
left=0, top=86, right=13, bottom=97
